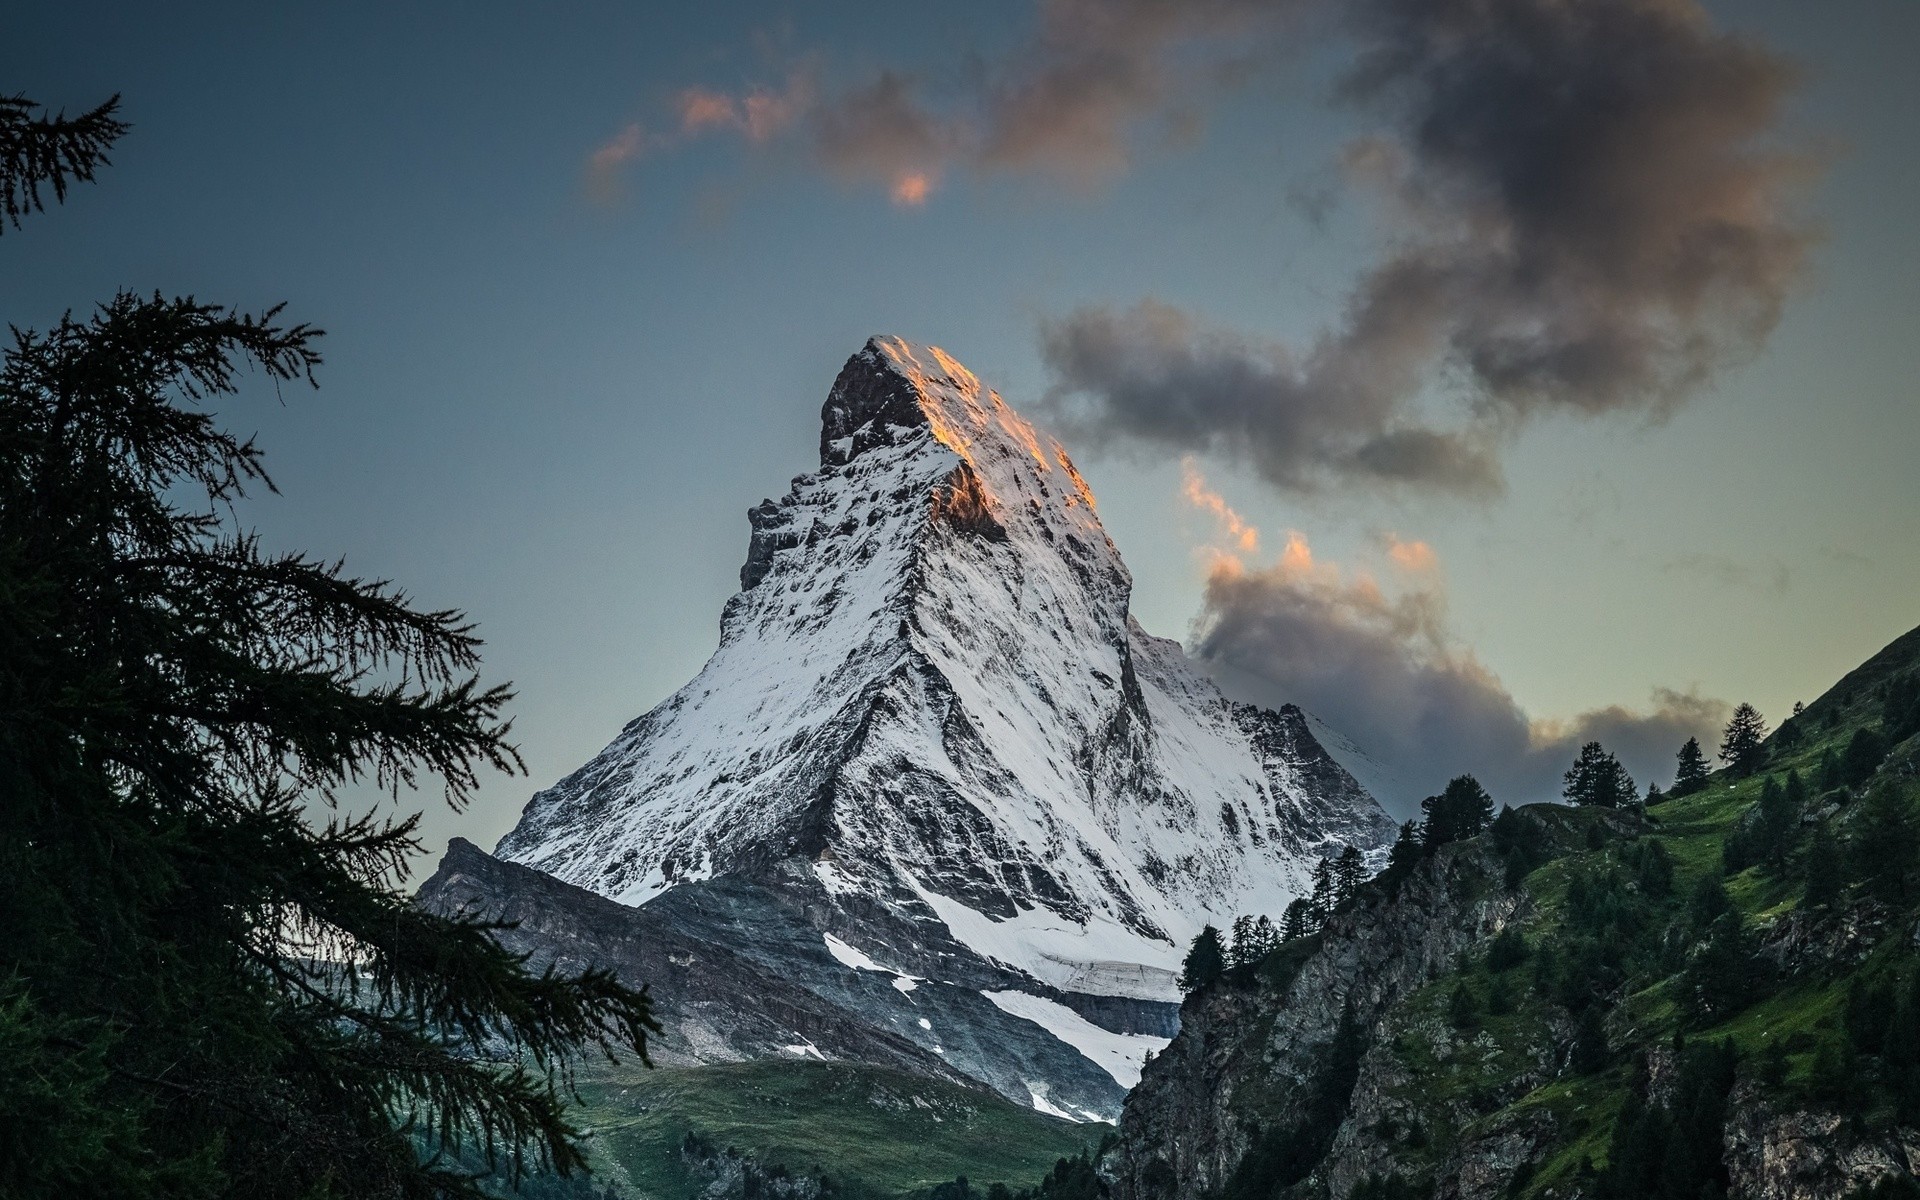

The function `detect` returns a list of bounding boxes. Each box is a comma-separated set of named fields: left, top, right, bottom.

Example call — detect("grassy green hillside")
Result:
left=560, top=1059, right=1098, bottom=1200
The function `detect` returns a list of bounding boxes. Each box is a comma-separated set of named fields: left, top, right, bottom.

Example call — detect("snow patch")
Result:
left=982, top=990, right=1169, bottom=1089
left=1025, top=1084, right=1080, bottom=1123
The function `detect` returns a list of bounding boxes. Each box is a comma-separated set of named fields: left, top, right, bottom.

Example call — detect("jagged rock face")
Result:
left=1723, top=1084, right=1920, bottom=1200
left=1110, top=837, right=1527, bottom=1200
left=497, top=337, right=1395, bottom=1001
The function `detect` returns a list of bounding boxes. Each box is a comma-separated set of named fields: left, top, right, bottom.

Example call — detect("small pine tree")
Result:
left=1754, top=775, right=1800, bottom=873
left=1673, top=736, right=1712, bottom=796
left=1645, top=781, right=1664, bottom=806
left=1421, top=774, right=1496, bottom=849
left=1815, top=745, right=1842, bottom=791
left=1230, top=914, right=1257, bottom=967
left=1334, top=845, right=1365, bottom=905
left=1447, top=982, right=1477, bottom=1029
left=1563, top=742, right=1636, bottom=808
left=1378, top=821, right=1422, bottom=896
left=1841, top=726, right=1889, bottom=788
left=1685, top=914, right=1755, bottom=1023
left=1252, top=914, right=1277, bottom=959
left=1850, top=781, right=1919, bottom=906
left=1719, top=703, right=1769, bottom=776
left=1803, top=825, right=1844, bottom=911
left=1281, top=898, right=1312, bottom=942
left=1309, top=857, right=1336, bottom=922
left=1179, top=925, right=1227, bottom=992
left=1486, top=927, right=1529, bottom=972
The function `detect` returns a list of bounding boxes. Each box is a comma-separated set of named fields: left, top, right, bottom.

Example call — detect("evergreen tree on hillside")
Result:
left=1309, top=858, right=1337, bottom=922
left=1719, top=703, right=1769, bottom=776
left=1803, top=825, right=1844, bottom=911
left=1281, top=898, right=1312, bottom=942
left=1562, top=743, right=1636, bottom=808
left=1334, top=845, right=1365, bottom=905
left=1421, top=774, right=1495, bottom=849
left=1885, top=672, right=1920, bottom=744
left=1850, top=782, right=1919, bottom=906
left=1230, top=915, right=1257, bottom=967
left=0, top=89, right=658, bottom=1199
left=1377, top=821, right=1422, bottom=897
left=1840, top=726, right=1888, bottom=788
left=1673, top=737, right=1711, bottom=796
left=1179, top=926, right=1226, bottom=992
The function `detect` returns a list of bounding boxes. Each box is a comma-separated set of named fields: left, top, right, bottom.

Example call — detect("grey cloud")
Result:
left=1039, top=296, right=1502, bottom=494
left=1041, top=0, right=1815, bottom=495
left=1194, top=560, right=1728, bottom=815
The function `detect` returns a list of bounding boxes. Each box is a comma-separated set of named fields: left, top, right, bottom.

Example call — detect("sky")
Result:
left=6, top=1, right=1919, bottom=860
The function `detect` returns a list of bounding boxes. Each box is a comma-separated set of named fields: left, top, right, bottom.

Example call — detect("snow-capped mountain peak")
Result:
left=496, top=337, right=1396, bottom=1009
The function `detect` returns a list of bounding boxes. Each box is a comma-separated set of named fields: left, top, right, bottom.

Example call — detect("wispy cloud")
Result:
left=585, top=122, right=658, bottom=203
left=583, top=0, right=1304, bottom=207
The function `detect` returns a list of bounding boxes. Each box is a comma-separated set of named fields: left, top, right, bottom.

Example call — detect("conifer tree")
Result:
left=1803, top=825, right=1844, bottom=911
left=1179, top=926, right=1227, bottom=992
left=0, top=88, right=657, bottom=1199
left=1817, top=745, right=1842, bottom=791
left=1850, top=781, right=1919, bottom=906
left=1230, top=915, right=1257, bottom=967
left=1841, top=726, right=1888, bottom=788
left=1, top=91, right=127, bottom=233
left=1280, top=898, right=1312, bottom=942
left=1252, top=914, right=1277, bottom=959
left=1562, top=742, right=1636, bottom=808
left=1333, top=845, right=1365, bottom=905
left=1673, top=737, right=1711, bottom=796
left=1719, top=703, right=1769, bottom=776
left=1309, top=858, right=1337, bottom=922
left=1377, top=821, right=1422, bottom=896
left=1421, top=774, right=1495, bottom=848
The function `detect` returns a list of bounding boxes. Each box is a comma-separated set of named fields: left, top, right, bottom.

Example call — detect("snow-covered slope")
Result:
left=498, top=338, right=1396, bottom=1018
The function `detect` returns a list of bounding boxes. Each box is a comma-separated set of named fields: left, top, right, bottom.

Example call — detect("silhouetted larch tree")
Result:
left=1672, top=736, right=1711, bottom=796
left=0, top=89, right=657, bottom=1200
left=1562, top=742, right=1636, bottom=808
left=1333, top=845, right=1365, bottom=905
left=1, top=91, right=127, bottom=233
left=1420, top=774, right=1495, bottom=849
left=1719, top=703, right=1769, bottom=776
left=1179, top=926, right=1227, bottom=992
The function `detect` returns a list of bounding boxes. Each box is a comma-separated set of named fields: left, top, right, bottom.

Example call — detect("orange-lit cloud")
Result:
left=890, top=172, right=934, bottom=207
left=677, top=88, right=740, bottom=134
left=586, top=122, right=656, bottom=202
left=584, top=1, right=1299, bottom=207
left=1192, top=527, right=1727, bottom=812
left=1382, top=532, right=1436, bottom=574
left=1179, top=457, right=1259, bottom=557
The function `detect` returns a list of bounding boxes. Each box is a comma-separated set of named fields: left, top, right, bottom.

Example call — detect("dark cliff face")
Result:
left=1110, top=835, right=1527, bottom=1200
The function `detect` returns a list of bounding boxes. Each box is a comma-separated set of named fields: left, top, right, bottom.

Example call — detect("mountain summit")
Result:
left=468, top=338, right=1396, bottom=1117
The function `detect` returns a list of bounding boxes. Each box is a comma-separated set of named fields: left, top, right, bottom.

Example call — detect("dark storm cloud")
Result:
left=1193, top=552, right=1729, bottom=811
left=1042, top=0, right=1815, bottom=495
